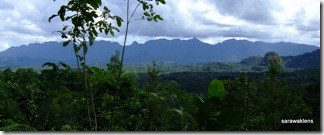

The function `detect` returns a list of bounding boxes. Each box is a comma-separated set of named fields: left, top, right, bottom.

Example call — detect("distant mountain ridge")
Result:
left=0, top=38, right=319, bottom=67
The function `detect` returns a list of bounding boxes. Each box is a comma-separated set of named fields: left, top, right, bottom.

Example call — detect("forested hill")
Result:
left=0, top=38, right=319, bottom=67
left=283, top=49, right=320, bottom=69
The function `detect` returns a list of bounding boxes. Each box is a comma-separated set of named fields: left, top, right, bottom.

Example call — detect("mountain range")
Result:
left=0, top=38, right=319, bottom=67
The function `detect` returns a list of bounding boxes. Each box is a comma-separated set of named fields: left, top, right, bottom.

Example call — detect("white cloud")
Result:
left=0, top=41, right=10, bottom=51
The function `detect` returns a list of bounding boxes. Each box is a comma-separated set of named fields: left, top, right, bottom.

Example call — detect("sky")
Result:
left=0, top=0, right=321, bottom=52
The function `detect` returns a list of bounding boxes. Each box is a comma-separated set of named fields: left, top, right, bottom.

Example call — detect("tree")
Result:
left=49, top=0, right=165, bottom=131
left=255, top=53, right=313, bottom=131
left=223, top=75, right=257, bottom=128
left=267, top=53, right=281, bottom=130
left=49, top=0, right=121, bottom=130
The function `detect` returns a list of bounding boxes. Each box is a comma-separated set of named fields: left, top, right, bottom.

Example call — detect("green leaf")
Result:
left=58, top=6, right=66, bottom=21
left=63, top=41, right=69, bottom=47
left=61, top=33, right=67, bottom=39
left=109, top=30, right=115, bottom=36
left=144, top=12, right=150, bottom=17
left=48, top=14, right=58, bottom=22
left=104, top=6, right=109, bottom=11
left=156, top=15, right=163, bottom=21
left=153, top=15, right=163, bottom=22
left=89, top=0, right=102, bottom=9
left=114, top=27, right=120, bottom=32
left=147, top=18, right=153, bottom=21
left=67, top=0, right=74, bottom=6
left=74, top=45, right=80, bottom=53
left=208, top=111, right=221, bottom=121
left=195, top=95, right=204, bottom=105
left=91, top=27, right=98, bottom=36
left=173, top=108, right=183, bottom=115
left=81, top=42, right=88, bottom=55
left=62, top=25, right=68, bottom=31
left=104, top=29, right=109, bottom=35
left=115, top=16, right=123, bottom=27
left=42, top=62, right=58, bottom=69
left=208, top=79, right=225, bottom=99
left=159, top=0, right=166, bottom=4
left=91, top=11, right=99, bottom=18
left=89, top=33, right=94, bottom=46
left=59, top=62, right=70, bottom=69
left=142, top=3, right=148, bottom=10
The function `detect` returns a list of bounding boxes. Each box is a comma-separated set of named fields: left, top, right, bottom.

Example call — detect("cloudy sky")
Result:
left=0, top=0, right=320, bottom=52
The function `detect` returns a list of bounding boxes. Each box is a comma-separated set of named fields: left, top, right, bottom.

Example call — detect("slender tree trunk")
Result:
left=83, top=55, right=92, bottom=130
left=90, top=81, right=97, bottom=131
left=109, top=1, right=131, bottom=131
left=83, top=53, right=97, bottom=131
left=120, top=0, right=130, bottom=73
left=74, top=48, right=92, bottom=129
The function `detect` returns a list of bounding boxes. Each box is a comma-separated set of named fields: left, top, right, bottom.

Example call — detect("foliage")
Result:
left=208, top=79, right=225, bottom=99
left=195, top=79, right=243, bottom=131
left=202, top=62, right=235, bottom=72
left=239, top=56, right=263, bottom=66
left=283, top=49, right=320, bottom=69
left=0, top=63, right=319, bottom=131
left=48, top=0, right=166, bottom=130
left=0, top=124, right=37, bottom=131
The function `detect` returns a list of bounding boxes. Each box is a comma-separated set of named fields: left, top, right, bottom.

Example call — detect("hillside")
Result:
left=283, top=49, right=320, bottom=69
left=202, top=49, right=320, bottom=72
left=0, top=38, right=319, bottom=67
